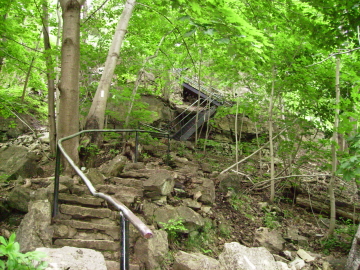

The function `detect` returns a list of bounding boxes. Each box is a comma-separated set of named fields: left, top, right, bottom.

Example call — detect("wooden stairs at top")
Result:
left=171, top=79, right=232, bottom=141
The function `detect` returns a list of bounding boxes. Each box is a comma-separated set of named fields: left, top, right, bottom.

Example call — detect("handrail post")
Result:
left=120, top=212, right=129, bottom=270
left=166, top=134, right=170, bottom=165
left=135, top=131, right=139, bottom=163
left=52, top=144, right=62, bottom=218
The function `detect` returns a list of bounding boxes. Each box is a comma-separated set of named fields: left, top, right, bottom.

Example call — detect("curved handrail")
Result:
left=53, top=129, right=170, bottom=239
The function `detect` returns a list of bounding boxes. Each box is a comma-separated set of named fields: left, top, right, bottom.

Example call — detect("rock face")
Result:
left=7, top=186, right=31, bottom=212
left=16, top=200, right=53, bottom=252
left=0, top=145, right=40, bottom=181
left=173, top=251, right=220, bottom=270
left=218, top=242, right=279, bottom=270
left=143, top=169, right=174, bottom=198
left=345, top=224, right=360, bottom=270
left=134, top=230, right=169, bottom=270
left=154, top=205, right=205, bottom=232
left=35, top=246, right=107, bottom=270
left=254, top=227, right=286, bottom=254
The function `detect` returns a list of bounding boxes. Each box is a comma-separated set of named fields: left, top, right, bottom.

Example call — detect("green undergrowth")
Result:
left=0, top=233, right=47, bottom=270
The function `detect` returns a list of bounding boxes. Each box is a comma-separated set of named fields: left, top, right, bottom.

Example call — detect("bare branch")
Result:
left=1, top=35, right=44, bottom=53
left=82, top=0, right=109, bottom=25
left=306, top=47, right=360, bottom=67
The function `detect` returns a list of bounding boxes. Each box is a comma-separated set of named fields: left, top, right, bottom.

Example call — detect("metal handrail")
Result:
left=53, top=129, right=170, bottom=270
left=169, top=98, right=213, bottom=131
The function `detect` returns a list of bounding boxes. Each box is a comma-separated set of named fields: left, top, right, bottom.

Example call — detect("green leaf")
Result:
left=203, top=28, right=215, bottom=35
left=184, top=29, right=196, bottom=37
left=216, top=38, right=230, bottom=44
left=8, top=233, right=16, bottom=245
left=0, top=236, right=7, bottom=246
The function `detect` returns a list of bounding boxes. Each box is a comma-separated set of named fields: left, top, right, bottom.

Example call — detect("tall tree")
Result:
left=58, top=0, right=85, bottom=172
left=84, top=0, right=136, bottom=132
left=42, top=0, right=57, bottom=155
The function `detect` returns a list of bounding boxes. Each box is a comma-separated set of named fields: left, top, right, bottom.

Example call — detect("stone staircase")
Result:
left=52, top=193, right=121, bottom=269
left=52, top=181, right=143, bottom=270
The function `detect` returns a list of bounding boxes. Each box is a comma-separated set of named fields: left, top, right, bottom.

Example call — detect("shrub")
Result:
left=0, top=233, right=47, bottom=270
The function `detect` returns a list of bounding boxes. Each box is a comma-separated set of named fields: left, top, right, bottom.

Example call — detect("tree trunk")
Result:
left=21, top=33, right=41, bottom=103
left=327, top=56, right=341, bottom=236
left=85, top=0, right=136, bottom=132
left=42, top=0, right=57, bottom=155
left=58, top=0, right=85, bottom=173
left=269, top=66, right=276, bottom=203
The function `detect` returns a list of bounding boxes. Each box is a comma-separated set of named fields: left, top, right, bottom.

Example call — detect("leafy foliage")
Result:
left=159, top=218, right=187, bottom=243
left=0, top=233, right=47, bottom=270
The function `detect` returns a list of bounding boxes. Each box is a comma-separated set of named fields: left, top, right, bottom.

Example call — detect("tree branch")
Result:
left=220, top=120, right=297, bottom=174
left=82, top=0, right=110, bottom=25
left=306, top=47, right=360, bottom=67
left=1, top=35, right=44, bottom=53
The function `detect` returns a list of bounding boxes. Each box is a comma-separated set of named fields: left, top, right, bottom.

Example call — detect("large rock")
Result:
left=253, top=227, right=286, bottom=254
left=85, top=168, right=106, bottom=186
left=0, top=146, right=40, bottom=181
left=154, top=205, right=204, bottom=232
left=16, top=200, right=53, bottom=252
left=35, top=246, right=107, bottom=270
left=219, top=242, right=278, bottom=270
left=346, top=224, right=360, bottom=270
left=143, top=170, right=174, bottom=199
left=99, top=154, right=127, bottom=176
left=7, top=186, right=31, bottom=212
left=218, top=173, right=243, bottom=193
left=212, top=115, right=262, bottom=142
left=134, top=230, right=169, bottom=270
left=173, top=251, right=220, bottom=270
left=192, top=178, right=216, bottom=205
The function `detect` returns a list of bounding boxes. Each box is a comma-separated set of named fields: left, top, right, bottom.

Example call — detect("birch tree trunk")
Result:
left=327, top=56, right=341, bottom=236
left=269, top=66, right=276, bottom=203
left=85, top=0, right=136, bottom=132
left=58, top=0, right=85, bottom=173
left=42, top=0, right=57, bottom=155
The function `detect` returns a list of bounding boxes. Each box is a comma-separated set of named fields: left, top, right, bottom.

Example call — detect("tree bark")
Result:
left=327, top=56, right=341, bottom=237
left=42, top=0, right=57, bottom=155
left=296, top=194, right=360, bottom=222
left=58, top=0, right=85, bottom=173
left=85, top=0, right=136, bottom=132
left=269, top=66, right=276, bottom=203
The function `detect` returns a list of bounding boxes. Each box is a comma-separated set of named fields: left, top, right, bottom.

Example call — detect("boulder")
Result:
left=16, top=200, right=53, bottom=252
left=7, top=186, right=31, bottom=212
left=154, top=205, right=205, bottom=232
left=192, top=178, right=216, bottom=205
left=0, top=146, right=40, bottom=181
left=85, top=168, right=106, bottom=186
left=219, top=242, right=279, bottom=270
left=143, top=169, right=174, bottom=199
left=288, top=257, right=305, bottom=270
left=218, top=173, right=244, bottom=193
left=35, top=246, right=107, bottom=270
left=284, top=226, right=309, bottom=246
left=134, top=230, right=169, bottom=270
left=254, top=227, right=286, bottom=254
left=173, top=251, right=220, bottom=270
left=346, top=224, right=360, bottom=270
left=99, top=154, right=127, bottom=176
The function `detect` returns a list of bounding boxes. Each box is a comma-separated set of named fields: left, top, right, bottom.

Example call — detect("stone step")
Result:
left=54, top=239, right=119, bottom=251
left=53, top=223, right=119, bottom=241
left=55, top=219, right=118, bottom=237
left=106, top=261, right=140, bottom=270
left=97, top=185, right=143, bottom=205
left=59, top=204, right=113, bottom=219
left=58, top=193, right=105, bottom=207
